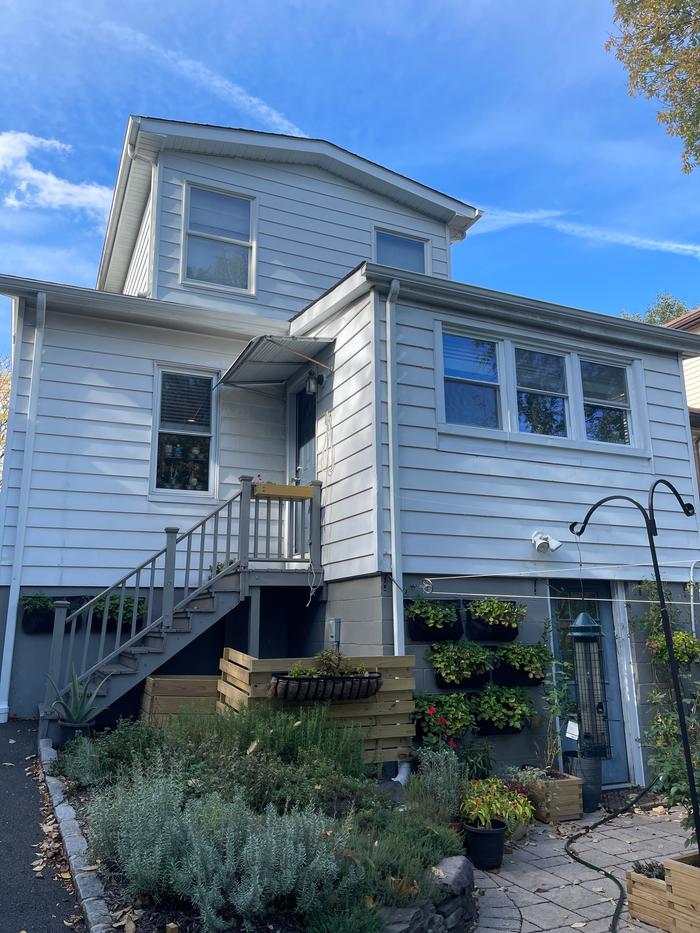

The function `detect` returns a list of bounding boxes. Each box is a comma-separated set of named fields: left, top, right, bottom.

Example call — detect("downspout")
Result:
left=690, top=559, right=699, bottom=638
left=385, top=278, right=404, bottom=658
left=0, top=292, right=46, bottom=722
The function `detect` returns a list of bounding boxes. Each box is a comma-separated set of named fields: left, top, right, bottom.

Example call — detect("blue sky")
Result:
left=0, top=0, right=699, bottom=356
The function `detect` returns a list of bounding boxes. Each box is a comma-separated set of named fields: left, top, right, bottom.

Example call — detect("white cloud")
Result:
left=473, top=204, right=700, bottom=260
left=101, top=22, right=306, bottom=138
left=0, top=131, right=112, bottom=221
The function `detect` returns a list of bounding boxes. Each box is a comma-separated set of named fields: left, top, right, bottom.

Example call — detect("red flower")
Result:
left=438, top=717, right=447, bottom=726
left=427, top=706, right=437, bottom=715
left=447, top=738, right=458, bottom=749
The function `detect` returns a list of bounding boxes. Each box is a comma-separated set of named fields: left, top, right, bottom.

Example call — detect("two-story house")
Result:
left=2, top=116, right=700, bottom=786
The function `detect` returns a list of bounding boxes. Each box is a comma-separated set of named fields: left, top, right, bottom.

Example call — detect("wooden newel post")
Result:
left=45, top=600, right=70, bottom=706
left=238, top=476, right=253, bottom=570
left=309, top=480, right=322, bottom=569
left=162, top=527, right=179, bottom=630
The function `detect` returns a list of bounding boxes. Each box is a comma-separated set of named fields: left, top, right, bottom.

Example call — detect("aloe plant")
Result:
left=50, top=671, right=109, bottom=724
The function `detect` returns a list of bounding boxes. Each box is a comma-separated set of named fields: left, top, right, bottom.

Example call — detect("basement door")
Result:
left=549, top=581, right=630, bottom=786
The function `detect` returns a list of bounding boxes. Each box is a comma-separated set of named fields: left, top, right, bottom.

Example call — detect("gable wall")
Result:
left=153, top=152, right=451, bottom=320
left=123, top=192, right=152, bottom=297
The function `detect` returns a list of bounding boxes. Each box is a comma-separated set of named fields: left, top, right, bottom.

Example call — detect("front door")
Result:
left=550, top=581, right=630, bottom=786
left=293, top=389, right=316, bottom=555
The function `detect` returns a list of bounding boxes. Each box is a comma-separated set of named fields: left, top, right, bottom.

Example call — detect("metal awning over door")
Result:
left=218, top=336, right=333, bottom=388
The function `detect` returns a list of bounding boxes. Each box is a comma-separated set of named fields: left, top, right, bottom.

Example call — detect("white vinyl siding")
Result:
left=377, top=300, right=700, bottom=582
left=123, top=194, right=152, bottom=296
left=681, top=357, right=700, bottom=409
left=0, top=311, right=286, bottom=587
left=155, top=152, right=451, bottom=319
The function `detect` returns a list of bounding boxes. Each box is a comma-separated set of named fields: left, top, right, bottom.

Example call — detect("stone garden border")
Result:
left=38, top=738, right=113, bottom=933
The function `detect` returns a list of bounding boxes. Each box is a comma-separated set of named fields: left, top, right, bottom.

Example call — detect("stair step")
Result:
left=98, top=664, right=133, bottom=676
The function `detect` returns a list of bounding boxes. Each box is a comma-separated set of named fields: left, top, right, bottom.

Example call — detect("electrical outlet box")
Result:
left=327, top=617, right=341, bottom=645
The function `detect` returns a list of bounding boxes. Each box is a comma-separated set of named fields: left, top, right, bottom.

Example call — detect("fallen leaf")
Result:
left=571, top=924, right=586, bottom=929
left=125, top=920, right=136, bottom=933
left=8, top=738, right=15, bottom=744
left=2, top=761, right=14, bottom=766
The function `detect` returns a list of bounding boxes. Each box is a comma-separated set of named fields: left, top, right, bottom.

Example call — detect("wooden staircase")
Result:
left=40, top=477, right=321, bottom=727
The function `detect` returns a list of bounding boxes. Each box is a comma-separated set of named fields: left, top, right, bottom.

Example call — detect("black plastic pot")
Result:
left=463, top=611, right=518, bottom=643
left=407, top=615, right=462, bottom=642
left=563, top=751, right=602, bottom=812
left=435, top=670, right=490, bottom=690
left=269, top=672, right=382, bottom=702
left=492, top=664, right=544, bottom=687
left=474, top=721, right=524, bottom=736
left=464, top=819, right=507, bottom=870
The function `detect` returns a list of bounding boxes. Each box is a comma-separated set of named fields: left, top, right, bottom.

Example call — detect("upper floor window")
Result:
left=515, top=348, right=568, bottom=438
left=443, top=333, right=500, bottom=428
left=580, top=360, right=630, bottom=445
left=376, top=230, right=427, bottom=273
left=183, top=186, right=254, bottom=292
left=154, top=369, right=215, bottom=494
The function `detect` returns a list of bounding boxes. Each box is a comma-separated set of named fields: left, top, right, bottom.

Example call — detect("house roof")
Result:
left=97, top=116, right=481, bottom=294
left=291, top=262, right=700, bottom=359
left=665, top=307, right=700, bottom=332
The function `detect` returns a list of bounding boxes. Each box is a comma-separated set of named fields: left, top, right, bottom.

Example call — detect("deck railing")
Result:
left=45, top=476, right=321, bottom=704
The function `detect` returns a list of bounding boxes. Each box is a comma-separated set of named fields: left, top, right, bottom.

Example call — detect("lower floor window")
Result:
left=155, top=370, right=214, bottom=493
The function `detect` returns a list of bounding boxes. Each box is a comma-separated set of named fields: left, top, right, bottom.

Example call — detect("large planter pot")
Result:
left=492, top=664, right=544, bottom=687
left=407, top=615, right=462, bottom=642
left=463, top=611, right=518, bottom=643
left=21, top=605, right=55, bottom=635
left=269, top=672, right=382, bottom=702
left=464, top=819, right=507, bottom=870
left=435, top=670, right=490, bottom=691
left=563, top=752, right=602, bottom=813
left=528, top=771, right=583, bottom=823
left=57, top=720, right=94, bottom=749
left=627, top=869, right=672, bottom=931
left=665, top=852, right=700, bottom=933
left=474, top=721, right=523, bottom=736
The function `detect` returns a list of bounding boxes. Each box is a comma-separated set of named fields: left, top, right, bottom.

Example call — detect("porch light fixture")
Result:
left=531, top=530, right=563, bottom=553
left=569, top=478, right=700, bottom=856
left=305, top=371, right=324, bottom=395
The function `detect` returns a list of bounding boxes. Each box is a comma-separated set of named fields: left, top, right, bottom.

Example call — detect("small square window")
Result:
left=376, top=231, right=426, bottom=273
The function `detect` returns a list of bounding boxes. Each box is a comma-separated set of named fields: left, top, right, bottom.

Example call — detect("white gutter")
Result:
left=385, top=278, right=405, bottom=657
left=0, top=292, right=46, bottom=722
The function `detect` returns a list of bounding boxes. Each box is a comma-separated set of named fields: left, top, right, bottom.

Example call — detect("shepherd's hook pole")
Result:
left=569, top=478, right=700, bottom=857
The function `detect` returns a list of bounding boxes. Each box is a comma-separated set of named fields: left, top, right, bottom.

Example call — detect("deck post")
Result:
left=45, top=600, right=70, bottom=705
left=162, top=527, right=179, bottom=630
left=248, top=585, right=261, bottom=658
left=309, top=480, right=322, bottom=569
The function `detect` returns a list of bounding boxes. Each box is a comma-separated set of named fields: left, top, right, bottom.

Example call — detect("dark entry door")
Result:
left=294, top=389, right=316, bottom=555
left=550, top=581, right=630, bottom=786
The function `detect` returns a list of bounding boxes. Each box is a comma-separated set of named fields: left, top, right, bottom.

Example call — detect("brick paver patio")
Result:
left=473, top=807, right=690, bottom=933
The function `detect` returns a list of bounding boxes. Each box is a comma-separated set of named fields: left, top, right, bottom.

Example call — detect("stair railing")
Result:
left=44, top=476, right=322, bottom=706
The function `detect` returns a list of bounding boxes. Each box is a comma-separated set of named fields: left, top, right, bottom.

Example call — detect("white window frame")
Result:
left=439, top=328, right=504, bottom=432
left=513, top=344, right=570, bottom=439
left=149, top=363, right=220, bottom=503
left=578, top=356, right=633, bottom=447
left=435, top=320, right=650, bottom=456
left=374, top=227, right=430, bottom=274
left=180, top=182, right=257, bottom=297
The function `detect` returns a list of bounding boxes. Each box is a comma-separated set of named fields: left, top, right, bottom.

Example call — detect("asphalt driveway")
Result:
left=0, top=720, right=83, bottom=932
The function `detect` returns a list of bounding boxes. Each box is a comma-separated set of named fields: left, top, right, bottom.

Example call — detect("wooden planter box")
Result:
left=140, top=675, right=219, bottom=726
left=529, top=772, right=583, bottom=823
left=217, top=649, right=415, bottom=764
left=627, top=852, right=700, bottom=932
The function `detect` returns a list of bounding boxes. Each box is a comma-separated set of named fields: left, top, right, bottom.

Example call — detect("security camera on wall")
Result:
left=531, top=530, right=563, bottom=554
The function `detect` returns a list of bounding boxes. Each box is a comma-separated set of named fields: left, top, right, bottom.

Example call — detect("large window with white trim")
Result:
left=183, top=186, right=254, bottom=292
left=580, top=359, right=631, bottom=445
left=155, top=370, right=215, bottom=493
left=442, top=332, right=501, bottom=428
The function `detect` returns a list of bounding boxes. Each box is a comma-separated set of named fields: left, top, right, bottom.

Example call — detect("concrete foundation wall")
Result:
left=303, top=573, right=394, bottom=658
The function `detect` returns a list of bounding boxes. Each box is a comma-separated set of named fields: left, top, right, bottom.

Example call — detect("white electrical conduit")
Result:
left=385, top=278, right=404, bottom=658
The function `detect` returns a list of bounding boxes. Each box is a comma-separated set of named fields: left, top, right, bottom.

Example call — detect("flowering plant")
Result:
left=427, top=640, right=492, bottom=684
left=469, top=598, right=526, bottom=630
left=414, top=692, right=474, bottom=747
left=460, top=777, right=534, bottom=832
left=646, top=630, right=700, bottom=666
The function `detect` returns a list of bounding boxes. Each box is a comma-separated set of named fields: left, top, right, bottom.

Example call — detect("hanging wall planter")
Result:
left=269, top=671, right=382, bottom=702
left=405, top=598, right=462, bottom=642
left=491, top=642, right=553, bottom=687
left=427, top=640, right=493, bottom=690
left=463, top=598, right=525, bottom=642
left=20, top=594, right=56, bottom=634
left=471, top=685, right=534, bottom=737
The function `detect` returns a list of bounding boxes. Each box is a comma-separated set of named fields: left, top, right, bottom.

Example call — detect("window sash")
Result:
left=376, top=230, right=427, bottom=273
left=183, top=186, right=254, bottom=291
left=155, top=370, right=215, bottom=494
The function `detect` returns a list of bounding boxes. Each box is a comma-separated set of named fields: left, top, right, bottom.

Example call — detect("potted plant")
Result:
left=460, top=777, right=534, bottom=869
left=405, top=598, right=462, bottom=642
left=464, top=598, right=525, bottom=642
left=646, top=629, right=700, bottom=666
left=427, top=640, right=493, bottom=689
left=50, top=671, right=109, bottom=747
left=492, top=641, right=553, bottom=687
left=269, top=649, right=381, bottom=701
left=89, top=595, right=147, bottom=631
left=471, top=685, right=533, bottom=735
left=414, top=692, right=475, bottom=748
left=20, top=594, right=56, bottom=634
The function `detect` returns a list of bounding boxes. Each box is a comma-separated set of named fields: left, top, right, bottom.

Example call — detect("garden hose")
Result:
left=562, top=778, right=659, bottom=933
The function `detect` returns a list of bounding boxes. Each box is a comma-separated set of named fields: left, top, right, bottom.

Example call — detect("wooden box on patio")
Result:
left=217, top=649, right=416, bottom=764
left=666, top=853, right=700, bottom=933
left=530, top=772, right=583, bottom=823
left=140, top=675, right=219, bottom=725
left=627, top=870, right=673, bottom=931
